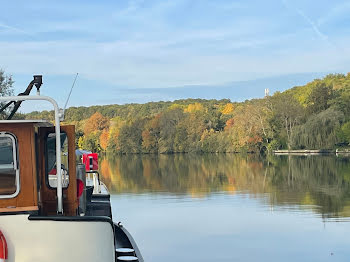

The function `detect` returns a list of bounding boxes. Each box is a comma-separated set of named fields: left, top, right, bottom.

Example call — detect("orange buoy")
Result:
left=0, top=230, right=8, bottom=262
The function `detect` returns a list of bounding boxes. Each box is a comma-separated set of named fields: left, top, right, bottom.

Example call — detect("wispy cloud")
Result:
left=294, top=8, right=328, bottom=41
left=0, top=35, right=346, bottom=90
left=0, top=0, right=349, bottom=98
left=281, top=0, right=328, bottom=41
left=0, top=21, right=31, bottom=36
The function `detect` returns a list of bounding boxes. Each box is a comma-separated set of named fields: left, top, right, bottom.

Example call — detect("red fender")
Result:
left=0, top=230, right=8, bottom=261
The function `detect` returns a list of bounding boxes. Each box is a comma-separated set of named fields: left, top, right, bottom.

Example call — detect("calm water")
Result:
left=99, top=154, right=350, bottom=262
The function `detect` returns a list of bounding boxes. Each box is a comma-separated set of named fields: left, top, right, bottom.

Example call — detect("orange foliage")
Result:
left=142, top=130, right=152, bottom=149
left=150, top=114, right=161, bottom=129
left=100, top=129, right=109, bottom=151
left=225, top=118, right=235, bottom=130
left=84, top=112, right=109, bottom=134
left=226, top=105, right=265, bottom=149
left=247, top=135, right=263, bottom=144
left=142, top=129, right=158, bottom=151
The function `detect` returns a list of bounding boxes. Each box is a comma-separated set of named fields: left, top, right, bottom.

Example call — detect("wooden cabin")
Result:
left=0, top=120, right=78, bottom=216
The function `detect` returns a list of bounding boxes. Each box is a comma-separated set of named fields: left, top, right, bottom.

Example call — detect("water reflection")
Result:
left=100, top=154, right=350, bottom=219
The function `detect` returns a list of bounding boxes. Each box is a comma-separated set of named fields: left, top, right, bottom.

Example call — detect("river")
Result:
left=99, top=154, right=350, bottom=262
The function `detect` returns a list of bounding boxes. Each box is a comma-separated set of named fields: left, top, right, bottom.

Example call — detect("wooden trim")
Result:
left=39, top=125, right=78, bottom=216
left=0, top=206, right=38, bottom=213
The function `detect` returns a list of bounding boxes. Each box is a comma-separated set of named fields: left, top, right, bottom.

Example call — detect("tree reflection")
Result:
left=99, top=154, right=350, bottom=218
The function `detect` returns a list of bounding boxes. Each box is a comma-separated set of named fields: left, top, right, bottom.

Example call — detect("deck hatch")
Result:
left=0, top=132, right=20, bottom=198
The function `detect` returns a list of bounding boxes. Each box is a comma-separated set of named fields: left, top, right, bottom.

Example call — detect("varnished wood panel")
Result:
left=0, top=123, right=38, bottom=209
left=0, top=206, right=38, bottom=212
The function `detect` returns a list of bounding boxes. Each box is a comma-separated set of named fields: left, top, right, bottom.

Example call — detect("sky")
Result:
left=0, top=0, right=350, bottom=112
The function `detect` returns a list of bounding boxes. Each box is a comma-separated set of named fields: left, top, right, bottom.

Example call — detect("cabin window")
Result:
left=0, top=133, right=20, bottom=198
left=46, top=132, right=69, bottom=188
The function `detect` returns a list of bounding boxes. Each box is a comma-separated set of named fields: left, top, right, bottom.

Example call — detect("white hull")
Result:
left=0, top=215, right=115, bottom=262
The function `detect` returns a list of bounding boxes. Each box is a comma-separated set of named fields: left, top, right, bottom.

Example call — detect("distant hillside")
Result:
left=26, top=73, right=350, bottom=153
left=26, top=98, right=231, bottom=122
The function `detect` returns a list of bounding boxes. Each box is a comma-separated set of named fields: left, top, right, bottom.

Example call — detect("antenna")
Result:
left=63, top=73, right=78, bottom=111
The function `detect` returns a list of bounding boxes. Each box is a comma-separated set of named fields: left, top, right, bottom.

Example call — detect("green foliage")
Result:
left=0, top=70, right=13, bottom=95
left=23, top=73, right=350, bottom=153
left=292, top=108, right=344, bottom=149
left=337, top=121, right=350, bottom=145
left=342, top=122, right=350, bottom=143
left=331, top=82, right=350, bottom=118
left=306, top=82, right=334, bottom=114
left=81, top=132, right=101, bottom=152
left=0, top=70, right=14, bottom=119
left=269, top=92, right=305, bottom=149
left=267, top=140, right=281, bottom=152
left=118, top=120, right=144, bottom=153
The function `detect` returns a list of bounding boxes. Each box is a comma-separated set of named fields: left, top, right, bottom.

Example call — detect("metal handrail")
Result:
left=86, top=170, right=101, bottom=193
left=0, top=95, right=63, bottom=214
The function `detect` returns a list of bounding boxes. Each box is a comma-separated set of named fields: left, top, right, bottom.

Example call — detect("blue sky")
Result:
left=0, top=0, right=349, bottom=111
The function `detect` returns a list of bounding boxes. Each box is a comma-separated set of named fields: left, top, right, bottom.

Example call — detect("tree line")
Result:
left=20, top=73, right=350, bottom=153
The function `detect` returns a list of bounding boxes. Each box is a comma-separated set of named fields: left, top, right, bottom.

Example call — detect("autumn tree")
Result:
left=184, top=103, right=205, bottom=113
left=248, top=99, right=273, bottom=145
left=158, top=108, right=184, bottom=153
left=118, top=119, right=146, bottom=153
left=84, top=112, right=109, bottom=134
left=100, top=129, right=109, bottom=152
left=200, top=129, right=229, bottom=152
left=107, top=128, right=120, bottom=153
left=141, top=114, right=161, bottom=153
left=221, top=103, right=234, bottom=115
left=22, top=73, right=350, bottom=153
left=205, top=107, right=226, bottom=131
left=224, top=118, right=234, bottom=130
left=225, top=105, right=264, bottom=152
left=78, top=136, right=84, bottom=149
left=106, top=116, right=126, bottom=153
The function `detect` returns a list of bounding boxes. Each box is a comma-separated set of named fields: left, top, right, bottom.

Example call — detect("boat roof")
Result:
left=0, top=119, right=53, bottom=127
left=76, top=149, right=92, bottom=156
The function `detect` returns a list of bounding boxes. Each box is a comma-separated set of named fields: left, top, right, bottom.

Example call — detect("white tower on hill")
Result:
left=264, top=88, right=269, bottom=97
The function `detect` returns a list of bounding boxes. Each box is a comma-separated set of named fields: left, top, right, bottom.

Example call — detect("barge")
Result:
left=0, top=75, right=143, bottom=262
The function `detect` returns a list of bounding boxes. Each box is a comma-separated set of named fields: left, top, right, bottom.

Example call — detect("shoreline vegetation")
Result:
left=26, top=73, right=350, bottom=154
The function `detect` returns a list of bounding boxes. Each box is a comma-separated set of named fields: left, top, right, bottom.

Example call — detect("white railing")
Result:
left=0, top=95, right=63, bottom=214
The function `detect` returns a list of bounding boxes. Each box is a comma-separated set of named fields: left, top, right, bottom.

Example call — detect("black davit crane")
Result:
left=0, top=75, right=43, bottom=119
